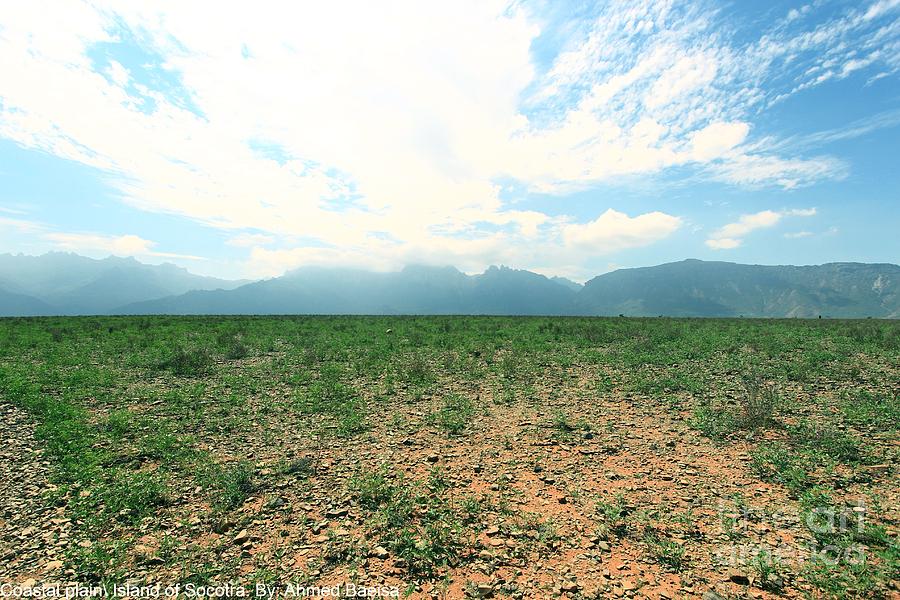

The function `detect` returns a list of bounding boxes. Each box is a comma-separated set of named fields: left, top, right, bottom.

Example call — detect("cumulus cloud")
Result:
left=706, top=208, right=817, bottom=249
left=705, top=238, right=742, bottom=250
left=563, top=209, right=683, bottom=252
left=44, top=232, right=204, bottom=260
left=45, top=232, right=155, bottom=255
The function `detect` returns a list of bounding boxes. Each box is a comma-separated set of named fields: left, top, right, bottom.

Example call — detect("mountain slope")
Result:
left=3, top=254, right=897, bottom=318
left=576, top=260, right=900, bottom=318
left=0, top=252, right=248, bottom=315
left=120, top=265, right=580, bottom=315
left=0, top=289, right=55, bottom=317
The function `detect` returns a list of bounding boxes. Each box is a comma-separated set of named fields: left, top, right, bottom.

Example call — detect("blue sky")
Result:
left=0, top=0, right=898, bottom=281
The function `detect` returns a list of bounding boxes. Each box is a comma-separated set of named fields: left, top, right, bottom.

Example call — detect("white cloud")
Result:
left=645, top=51, right=719, bottom=109
left=46, top=232, right=154, bottom=255
left=712, top=210, right=783, bottom=240
left=0, top=206, right=29, bottom=215
left=784, top=231, right=813, bottom=239
left=44, top=232, right=204, bottom=260
left=711, top=154, right=845, bottom=189
left=563, top=209, right=683, bottom=252
left=706, top=208, right=817, bottom=249
left=784, top=208, right=818, bottom=217
left=0, top=216, right=44, bottom=234
left=105, top=60, right=129, bottom=87
left=691, top=122, right=750, bottom=161
left=705, top=237, right=741, bottom=250
left=864, top=0, right=900, bottom=21
left=0, top=0, right=895, bottom=275
left=227, top=233, right=276, bottom=248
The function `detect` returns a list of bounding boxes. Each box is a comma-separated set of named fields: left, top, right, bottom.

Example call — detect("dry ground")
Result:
left=0, top=316, right=897, bottom=599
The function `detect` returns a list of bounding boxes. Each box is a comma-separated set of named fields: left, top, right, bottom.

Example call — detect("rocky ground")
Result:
left=0, top=403, right=73, bottom=584
left=2, top=375, right=897, bottom=599
left=0, top=317, right=897, bottom=599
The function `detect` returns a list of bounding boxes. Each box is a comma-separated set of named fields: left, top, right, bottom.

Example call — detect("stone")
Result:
left=232, top=529, right=250, bottom=545
left=728, top=570, right=750, bottom=585
left=134, top=544, right=155, bottom=560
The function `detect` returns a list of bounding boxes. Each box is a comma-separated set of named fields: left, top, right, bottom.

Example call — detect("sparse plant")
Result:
left=595, top=494, right=631, bottom=538
left=428, top=394, right=474, bottom=435
left=3, top=314, right=898, bottom=597
left=351, top=468, right=398, bottom=509
left=102, top=470, right=169, bottom=522
left=691, top=401, right=736, bottom=439
left=750, top=442, right=809, bottom=492
left=157, top=344, right=212, bottom=376
left=217, top=331, right=249, bottom=359
left=737, top=377, right=780, bottom=429
left=201, top=461, right=255, bottom=512
left=753, top=550, right=785, bottom=592
left=644, top=528, right=687, bottom=571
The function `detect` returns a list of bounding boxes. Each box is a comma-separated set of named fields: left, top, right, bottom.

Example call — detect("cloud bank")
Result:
left=1, top=0, right=898, bottom=276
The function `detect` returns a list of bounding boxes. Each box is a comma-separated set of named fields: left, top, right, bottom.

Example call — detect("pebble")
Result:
left=0, top=405, right=65, bottom=581
left=44, top=560, right=63, bottom=571
left=232, top=530, right=250, bottom=545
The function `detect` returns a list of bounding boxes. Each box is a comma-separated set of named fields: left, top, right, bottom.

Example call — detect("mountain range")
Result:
left=0, top=253, right=897, bottom=318
left=0, top=253, right=246, bottom=316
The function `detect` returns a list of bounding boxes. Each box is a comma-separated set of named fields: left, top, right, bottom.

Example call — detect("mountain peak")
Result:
left=1, top=253, right=897, bottom=317
left=0, top=252, right=248, bottom=316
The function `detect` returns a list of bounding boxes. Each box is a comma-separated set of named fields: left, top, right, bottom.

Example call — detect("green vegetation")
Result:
left=350, top=468, right=468, bottom=578
left=428, top=394, right=475, bottom=436
left=0, top=315, right=897, bottom=596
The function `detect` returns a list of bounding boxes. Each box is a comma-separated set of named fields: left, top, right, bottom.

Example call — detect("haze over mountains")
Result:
left=0, top=253, right=897, bottom=318
left=0, top=253, right=246, bottom=316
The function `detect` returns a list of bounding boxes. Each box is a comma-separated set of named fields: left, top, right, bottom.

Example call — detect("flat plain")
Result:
left=0, top=316, right=897, bottom=599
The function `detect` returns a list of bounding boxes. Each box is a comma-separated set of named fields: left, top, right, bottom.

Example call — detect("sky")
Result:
left=0, top=0, right=898, bottom=282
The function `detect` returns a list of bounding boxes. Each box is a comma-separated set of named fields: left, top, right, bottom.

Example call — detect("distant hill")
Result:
left=0, top=288, right=55, bottom=317
left=576, top=260, right=900, bottom=318
left=119, top=259, right=899, bottom=318
left=550, top=276, right=583, bottom=292
left=120, top=265, right=579, bottom=315
left=0, top=252, right=247, bottom=315
left=1, top=254, right=897, bottom=317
